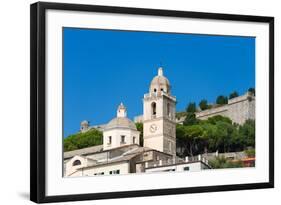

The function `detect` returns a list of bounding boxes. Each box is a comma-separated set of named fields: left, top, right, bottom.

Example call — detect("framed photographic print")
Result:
left=30, top=1, right=274, bottom=203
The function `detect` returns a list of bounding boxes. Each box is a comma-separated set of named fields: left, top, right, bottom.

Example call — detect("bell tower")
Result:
left=143, top=67, right=176, bottom=156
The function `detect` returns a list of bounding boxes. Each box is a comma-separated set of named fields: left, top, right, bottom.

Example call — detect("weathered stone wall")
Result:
left=195, top=105, right=229, bottom=120
left=196, top=92, right=255, bottom=124
left=227, top=93, right=255, bottom=124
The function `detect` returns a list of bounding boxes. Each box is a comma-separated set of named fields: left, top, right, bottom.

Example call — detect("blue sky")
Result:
left=63, top=28, right=255, bottom=137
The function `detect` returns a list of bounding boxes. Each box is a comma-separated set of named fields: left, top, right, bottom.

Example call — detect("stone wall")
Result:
left=195, top=92, right=255, bottom=124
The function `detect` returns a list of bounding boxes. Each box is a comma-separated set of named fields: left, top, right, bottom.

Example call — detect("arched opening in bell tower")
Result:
left=167, top=102, right=170, bottom=117
left=151, top=102, right=156, bottom=117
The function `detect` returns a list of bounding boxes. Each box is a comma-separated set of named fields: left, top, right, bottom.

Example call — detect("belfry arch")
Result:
left=151, top=102, right=156, bottom=117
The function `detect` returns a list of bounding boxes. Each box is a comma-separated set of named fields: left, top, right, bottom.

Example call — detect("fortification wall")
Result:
left=227, top=94, right=255, bottom=124
left=195, top=92, right=255, bottom=124
left=195, top=105, right=229, bottom=120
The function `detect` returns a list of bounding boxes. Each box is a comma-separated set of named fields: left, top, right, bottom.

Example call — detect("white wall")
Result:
left=145, top=162, right=206, bottom=173
left=103, top=128, right=140, bottom=150
left=65, top=156, right=88, bottom=176
left=0, top=0, right=280, bottom=205
left=82, top=162, right=130, bottom=176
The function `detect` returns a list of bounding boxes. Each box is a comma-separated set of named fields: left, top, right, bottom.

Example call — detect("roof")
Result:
left=82, top=146, right=176, bottom=170
left=105, top=117, right=137, bottom=131
left=64, top=144, right=143, bottom=159
left=81, top=152, right=141, bottom=170
left=150, top=75, right=170, bottom=88
left=64, top=145, right=103, bottom=159
left=77, top=146, right=146, bottom=170
left=149, top=67, right=171, bottom=94
left=125, top=146, right=153, bottom=154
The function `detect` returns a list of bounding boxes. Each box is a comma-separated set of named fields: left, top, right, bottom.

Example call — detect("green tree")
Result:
left=135, top=122, right=143, bottom=146
left=216, top=95, right=228, bottom=105
left=186, top=102, right=196, bottom=113
left=209, top=156, right=243, bottom=169
left=183, top=112, right=198, bottom=126
left=215, top=121, right=238, bottom=152
left=228, top=125, right=243, bottom=152
left=200, top=123, right=217, bottom=153
left=205, top=115, right=232, bottom=125
left=229, top=91, right=239, bottom=99
left=239, top=119, right=255, bottom=148
left=176, top=124, right=187, bottom=156
left=64, top=128, right=103, bottom=152
left=248, top=87, right=255, bottom=96
left=175, top=111, right=187, bottom=120
left=177, top=115, right=255, bottom=156
left=245, top=148, right=255, bottom=157
left=177, top=125, right=204, bottom=156
left=201, top=115, right=235, bottom=152
left=199, top=99, right=208, bottom=111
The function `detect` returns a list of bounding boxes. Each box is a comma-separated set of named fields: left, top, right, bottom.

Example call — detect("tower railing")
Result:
left=144, top=154, right=209, bottom=169
left=144, top=92, right=176, bottom=101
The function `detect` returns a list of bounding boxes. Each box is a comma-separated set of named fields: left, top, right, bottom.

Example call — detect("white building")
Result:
left=64, top=67, right=210, bottom=177
left=143, top=67, right=177, bottom=156
left=103, top=103, right=140, bottom=151
left=145, top=161, right=210, bottom=173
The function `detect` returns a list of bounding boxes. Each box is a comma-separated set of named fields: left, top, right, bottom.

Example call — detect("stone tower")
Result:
left=80, top=120, right=89, bottom=133
left=143, top=67, right=177, bottom=156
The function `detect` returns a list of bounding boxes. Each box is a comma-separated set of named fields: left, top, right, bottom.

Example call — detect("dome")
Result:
left=149, top=67, right=171, bottom=94
left=105, top=103, right=137, bottom=131
left=105, top=117, right=137, bottom=131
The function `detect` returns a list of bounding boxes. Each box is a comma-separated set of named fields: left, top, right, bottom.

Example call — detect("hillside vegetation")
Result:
left=64, top=129, right=103, bottom=152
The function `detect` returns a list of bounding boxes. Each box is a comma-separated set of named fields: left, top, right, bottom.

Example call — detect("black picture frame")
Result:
left=30, top=1, right=274, bottom=203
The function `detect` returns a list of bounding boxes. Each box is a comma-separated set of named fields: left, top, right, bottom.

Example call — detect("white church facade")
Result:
left=64, top=67, right=210, bottom=177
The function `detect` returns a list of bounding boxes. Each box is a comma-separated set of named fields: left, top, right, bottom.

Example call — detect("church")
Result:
left=64, top=67, right=210, bottom=177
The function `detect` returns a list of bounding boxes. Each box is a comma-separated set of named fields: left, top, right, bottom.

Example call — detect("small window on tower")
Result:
left=121, top=135, right=126, bottom=144
left=161, top=88, right=163, bottom=92
left=154, top=88, right=157, bottom=92
left=167, top=103, right=170, bottom=117
left=133, top=136, right=136, bottom=144
left=169, top=141, right=172, bottom=152
left=108, top=136, right=112, bottom=145
left=151, top=102, right=156, bottom=116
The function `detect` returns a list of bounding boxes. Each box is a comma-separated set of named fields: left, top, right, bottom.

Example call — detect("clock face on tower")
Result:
left=150, top=124, right=157, bottom=133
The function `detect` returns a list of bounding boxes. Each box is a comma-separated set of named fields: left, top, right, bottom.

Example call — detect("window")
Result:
left=184, top=166, right=190, bottom=171
left=108, top=136, right=112, bottom=145
left=164, top=169, right=175, bottom=172
left=133, top=136, right=136, bottom=144
left=169, top=141, right=172, bottom=152
left=154, top=88, right=157, bottom=92
left=72, top=160, right=81, bottom=166
left=121, top=135, right=126, bottom=144
left=109, top=170, right=120, bottom=175
left=167, top=103, right=170, bottom=117
left=151, top=102, right=156, bottom=116
left=94, top=172, right=104, bottom=175
left=161, top=88, right=163, bottom=91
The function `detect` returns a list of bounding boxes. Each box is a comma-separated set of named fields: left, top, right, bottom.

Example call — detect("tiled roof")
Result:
left=64, top=145, right=103, bottom=159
